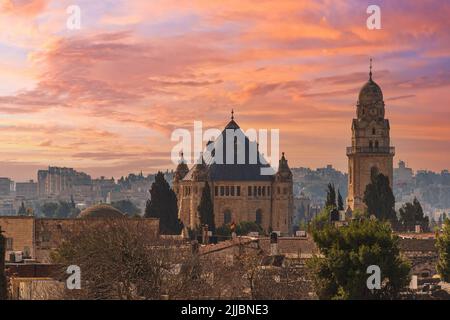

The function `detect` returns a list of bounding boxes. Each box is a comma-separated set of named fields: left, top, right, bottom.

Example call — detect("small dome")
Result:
left=78, top=204, right=125, bottom=219
left=358, top=79, right=383, bottom=105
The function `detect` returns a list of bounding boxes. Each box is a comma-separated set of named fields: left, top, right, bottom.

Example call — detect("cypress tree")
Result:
left=363, top=170, right=397, bottom=223
left=145, top=172, right=181, bottom=234
left=198, top=182, right=215, bottom=232
left=337, top=190, right=344, bottom=211
left=18, top=202, right=26, bottom=216
left=325, top=183, right=337, bottom=208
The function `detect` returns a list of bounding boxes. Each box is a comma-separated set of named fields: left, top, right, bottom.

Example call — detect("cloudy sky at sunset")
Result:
left=0, top=0, right=449, bottom=181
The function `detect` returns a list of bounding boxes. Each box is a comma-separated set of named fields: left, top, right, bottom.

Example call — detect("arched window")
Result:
left=223, top=209, right=232, bottom=225
left=258, top=186, right=262, bottom=196
left=255, top=209, right=262, bottom=225
left=375, top=140, right=379, bottom=148
left=369, top=141, right=373, bottom=149
left=372, top=128, right=376, bottom=135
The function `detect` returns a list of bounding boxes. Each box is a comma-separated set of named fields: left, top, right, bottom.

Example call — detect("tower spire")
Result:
left=231, top=108, right=234, bottom=120
left=369, top=58, right=373, bottom=81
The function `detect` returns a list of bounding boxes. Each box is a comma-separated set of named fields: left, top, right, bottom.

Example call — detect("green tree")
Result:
left=399, top=198, right=429, bottom=232
left=236, top=221, right=263, bottom=235
left=197, top=182, right=215, bottom=232
left=0, top=227, right=7, bottom=300
left=311, top=206, right=334, bottom=231
left=111, top=200, right=141, bottom=216
left=363, top=169, right=397, bottom=223
left=41, top=202, right=58, bottom=218
left=337, top=190, right=344, bottom=211
left=56, top=201, right=72, bottom=218
left=325, top=183, right=337, bottom=208
left=145, top=172, right=181, bottom=235
left=310, top=218, right=410, bottom=299
left=70, top=195, right=76, bottom=209
left=437, top=219, right=450, bottom=281
left=215, top=221, right=264, bottom=238
left=18, top=201, right=27, bottom=215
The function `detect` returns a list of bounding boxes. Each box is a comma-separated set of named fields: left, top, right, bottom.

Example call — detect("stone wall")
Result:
left=0, top=216, right=34, bottom=260
left=177, top=180, right=293, bottom=234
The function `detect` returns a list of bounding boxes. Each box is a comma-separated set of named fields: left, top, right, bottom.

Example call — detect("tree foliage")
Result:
left=51, top=220, right=205, bottom=299
left=215, top=221, right=264, bottom=238
left=338, top=190, right=344, bottom=211
left=111, top=199, right=141, bottom=217
left=40, top=201, right=79, bottom=218
left=310, top=219, right=410, bottom=299
left=197, top=182, right=215, bottom=232
left=399, top=198, right=429, bottom=232
left=144, top=172, right=181, bottom=235
left=325, top=183, right=337, bottom=208
left=363, top=170, right=397, bottom=223
left=18, top=202, right=27, bottom=216
left=437, top=219, right=450, bottom=282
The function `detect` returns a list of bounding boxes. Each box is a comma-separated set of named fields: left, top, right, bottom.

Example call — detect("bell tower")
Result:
left=347, top=59, right=395, bottom=211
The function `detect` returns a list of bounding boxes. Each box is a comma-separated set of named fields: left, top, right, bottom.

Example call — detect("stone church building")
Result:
left=173, top=114, right=294, bottom=235
left=347, top=62, right=395, bottom=211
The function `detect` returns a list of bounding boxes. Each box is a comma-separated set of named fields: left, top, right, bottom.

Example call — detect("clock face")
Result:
left=370, top=108, right=377, bottom=116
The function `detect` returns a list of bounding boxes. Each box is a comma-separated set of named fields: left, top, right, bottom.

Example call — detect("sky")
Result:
left=0, top=0, right=449, bottom=181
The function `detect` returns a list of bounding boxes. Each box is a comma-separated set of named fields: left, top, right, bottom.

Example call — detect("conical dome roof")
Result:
left=358, top=79, right=383, bottom=105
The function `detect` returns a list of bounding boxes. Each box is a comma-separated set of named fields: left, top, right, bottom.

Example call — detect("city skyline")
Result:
left=1, top=0, right=450, bottom=181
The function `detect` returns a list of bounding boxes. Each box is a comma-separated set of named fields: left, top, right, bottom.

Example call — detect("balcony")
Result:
left=346, top=146, right=395, bottom=156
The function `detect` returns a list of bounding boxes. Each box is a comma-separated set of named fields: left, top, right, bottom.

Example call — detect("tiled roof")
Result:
left=398, top=238, right=437, bottom=252
left=183, top=119, right=274, bottom=182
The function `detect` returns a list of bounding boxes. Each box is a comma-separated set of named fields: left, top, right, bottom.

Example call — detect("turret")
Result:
left=174, top=152, right=189, bottom=182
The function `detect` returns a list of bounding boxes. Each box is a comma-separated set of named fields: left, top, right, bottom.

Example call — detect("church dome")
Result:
left=358, top=79, right=383, bottom=105
left=78, top=204, right=125, bottom=219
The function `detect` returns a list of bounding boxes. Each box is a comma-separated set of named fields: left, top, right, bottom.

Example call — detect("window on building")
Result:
left=268, top=187, right=271, bottom=196
left=215, top=186, right=218, bottom=197
left=231, top=186, right=235, bottom=196
left=225, top=186, right=230, bottom=196
left=262, top=186, right=266, bottom=196
left=375, top=140, right=379, bottom=148
left=369, top=141, right=373, bottom=148
left=254, top=186, right=257, bottom=197
left=6, top=238, right=13, bottom=250
left=248, top=186, right=252, bottom=196
left=255, top=209, right=262, bottom=225
left=277, top=187, right=281, bottom=194
left=220, top=186, right=225, bottom=196
left=283, top=188, right=287, bottom=195
left=224, top=210, right=232, bottom=225
left=237, top=186, right=241, bottom=196
left=372, top=128, right=376, bottom=135
left=258, top=186, right=261, bottom=196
